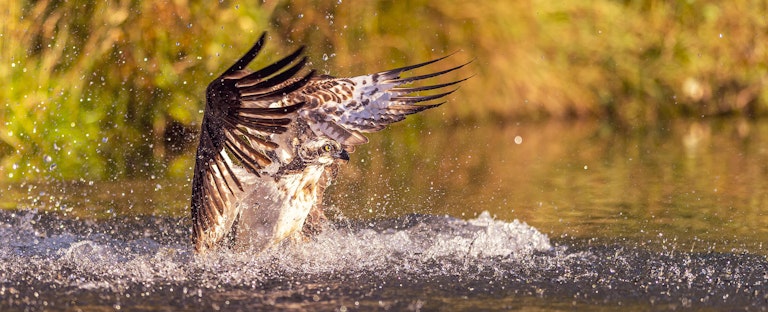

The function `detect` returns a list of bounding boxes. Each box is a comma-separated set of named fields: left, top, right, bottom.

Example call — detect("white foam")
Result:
left=259, top=211, right=551, bottom=274
left=0, top=210, right=550, bottom=289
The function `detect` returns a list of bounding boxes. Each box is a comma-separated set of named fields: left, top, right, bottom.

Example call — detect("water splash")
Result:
left=0, top=210, right=550, bottom=287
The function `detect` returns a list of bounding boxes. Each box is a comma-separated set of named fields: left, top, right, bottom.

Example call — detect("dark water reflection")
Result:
left=2, top=119, right=768, bottom=310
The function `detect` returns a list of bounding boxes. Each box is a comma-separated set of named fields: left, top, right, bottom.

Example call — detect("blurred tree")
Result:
left=1, top=0, right=766, bottom=181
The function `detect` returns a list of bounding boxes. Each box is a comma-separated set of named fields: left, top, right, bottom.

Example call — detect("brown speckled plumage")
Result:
left=190, top=33, right=468, bottom=253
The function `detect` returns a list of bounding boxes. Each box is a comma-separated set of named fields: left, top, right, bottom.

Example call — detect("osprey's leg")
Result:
left=301, top=161, right=339, bottom=237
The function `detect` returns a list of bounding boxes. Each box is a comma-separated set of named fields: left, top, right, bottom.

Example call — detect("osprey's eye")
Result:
left=322, top=144, right=333, bottom=153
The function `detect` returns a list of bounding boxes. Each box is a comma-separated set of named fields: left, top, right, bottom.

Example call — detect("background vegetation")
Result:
left=1, top=0, right=767, bottom=181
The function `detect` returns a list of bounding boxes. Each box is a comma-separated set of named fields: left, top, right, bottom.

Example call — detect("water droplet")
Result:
left=43, top=155, right=52, bottom=163
left=514, top=136, right=523, bottom=144
left=322, top=54, right=329, bottom=61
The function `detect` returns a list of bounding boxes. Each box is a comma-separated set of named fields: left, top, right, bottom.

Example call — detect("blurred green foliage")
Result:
left=1, top=0, right=767, bottom=181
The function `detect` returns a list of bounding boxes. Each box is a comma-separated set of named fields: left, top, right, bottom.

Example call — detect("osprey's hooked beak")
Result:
left=335, top=149, right=350, bottom=162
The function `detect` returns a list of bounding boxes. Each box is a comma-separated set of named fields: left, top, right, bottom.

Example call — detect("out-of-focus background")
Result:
left=3, top=3, right=768, bottom=309
left=2, top=0, right=766, bottom=181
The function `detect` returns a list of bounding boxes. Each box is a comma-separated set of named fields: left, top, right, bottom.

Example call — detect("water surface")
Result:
left=2, top=119, right=768, bottom=310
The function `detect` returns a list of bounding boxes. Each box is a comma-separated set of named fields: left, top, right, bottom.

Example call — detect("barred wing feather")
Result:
left=300, top=55, right=470, bottom=146
left=191, top=33, right=314, bottom=252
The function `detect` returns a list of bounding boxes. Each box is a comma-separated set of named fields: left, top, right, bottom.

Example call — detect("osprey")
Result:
left=191, top=33, right=468, bottom=252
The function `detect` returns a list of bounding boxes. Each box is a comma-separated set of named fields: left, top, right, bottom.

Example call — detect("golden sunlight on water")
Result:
left=329, top=118, right=768, bottom=253
left=3, top=119, right=767, bottom=255
left=3, top=118, right=768, bottom=311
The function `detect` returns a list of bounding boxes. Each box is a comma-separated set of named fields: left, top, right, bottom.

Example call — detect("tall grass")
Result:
left=1, top=0, right=767, bottom=181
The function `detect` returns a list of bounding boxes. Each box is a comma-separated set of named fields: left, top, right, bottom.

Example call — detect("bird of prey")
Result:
left=190, top=33, right=468, bottom=253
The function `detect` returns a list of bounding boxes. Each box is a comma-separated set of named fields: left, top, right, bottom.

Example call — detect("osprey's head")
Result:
left=298, top=137, right=349, bottom=165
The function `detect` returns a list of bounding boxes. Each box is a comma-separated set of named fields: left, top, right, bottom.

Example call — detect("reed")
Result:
left=2, top=0, right=766, bottom=181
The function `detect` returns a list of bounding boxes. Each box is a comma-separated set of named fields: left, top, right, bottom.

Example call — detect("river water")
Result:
left=2, top=119, right=768, bottom=310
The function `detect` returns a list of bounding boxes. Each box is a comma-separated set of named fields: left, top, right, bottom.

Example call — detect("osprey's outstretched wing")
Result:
left=293, top=56, right=470, bottom=235
left=295, top=56, right=471, bottom=147
left=191, top=33, right=315, bottom=252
